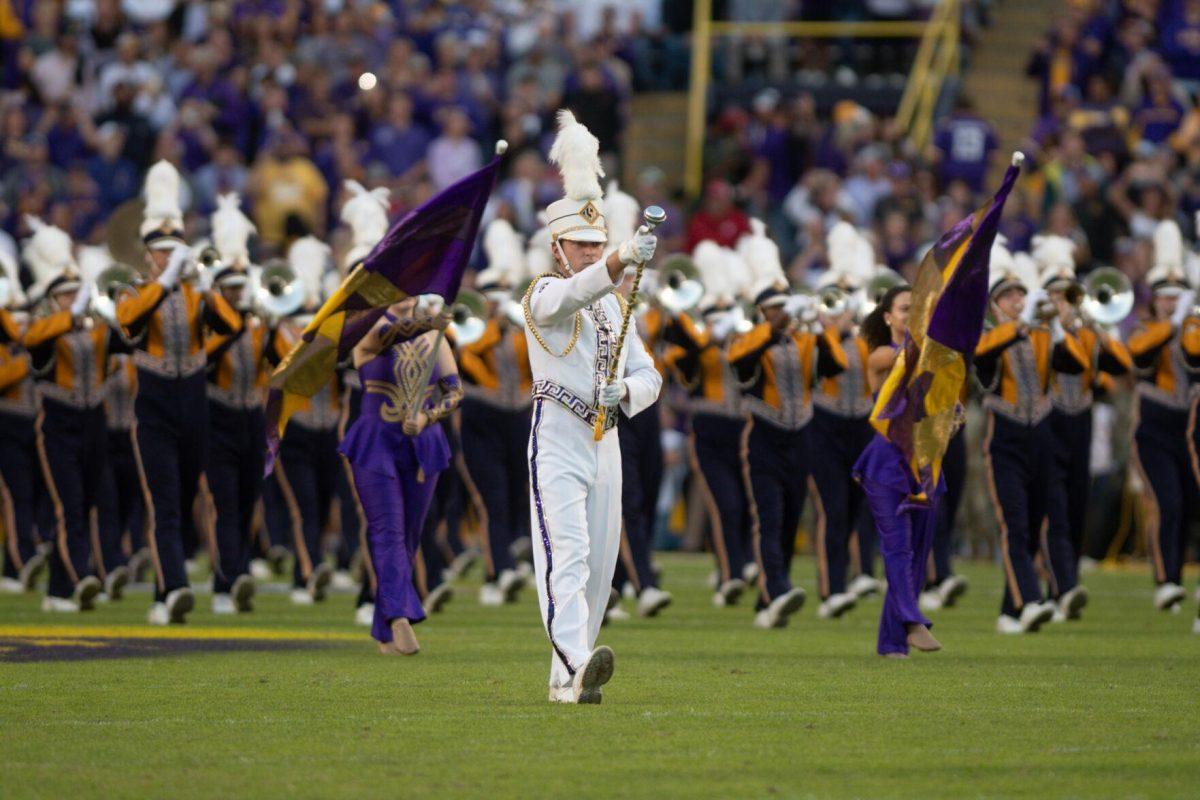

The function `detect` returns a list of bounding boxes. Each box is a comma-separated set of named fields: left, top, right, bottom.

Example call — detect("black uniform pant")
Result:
left=38, top=402, right=113, bottom=598
left=460, top=400, right=530, bottom=580
left=135, top=371, right=208, bottom=601
left=274, top=423, right=339, bottom=589
left=207, top=403, right=265, bottom=593
left=1, top=412, right=41, bottom=580
left=745, top=419, right=809, bottom=609
left=690, top=413, right=750, bottom=584
left=808, top=407, right=874, bottom=599
left=335, top=386, right=364, bottom=572
left=1134, top=398, right=1199, bottom=586
left=1045, top=407, right=1091, bottom=596
left=103, top=428, right=145, bottom=560
left=984, top=412, right=1051, bottom=617
left=929, top=425, right=966, bottom=586
left=616, top=400, right=663, bottom=593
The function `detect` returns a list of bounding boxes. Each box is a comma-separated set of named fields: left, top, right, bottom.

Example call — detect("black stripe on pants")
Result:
left=274, top=423, right=339, bottom=588
left=618, top=401, right=663, bottom=593
left=1045, top=408, right=1091, bottom=596
left=134, top=370, right=208, bottom=601
left=984, top=412, right=1050, bottom=617
left=745, top=419, right=808, bottom=610
left=690, top=413, right=750, bottom=583
left=37, top=402, right=109, bottom=598
left=0, top=413, right=40, bottom=579
left=1133, top=398, right=1198, bottom=586
left=808, top=407, right=873, bottom=599
left=460, top=400, right=530, bottom=580
left=206, top=404, right=265, bottom=593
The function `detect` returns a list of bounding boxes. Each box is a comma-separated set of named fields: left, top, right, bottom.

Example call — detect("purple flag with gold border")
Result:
left=870, top=155, right=1023, bottom=500
left=265, top=153, right=502, bottom=472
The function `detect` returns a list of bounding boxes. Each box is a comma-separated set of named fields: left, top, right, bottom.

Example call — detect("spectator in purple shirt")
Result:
left=42, top=102, right=94, bottom=170
left=85, top=123, right=139, bottom=211
left=931, top=97, right=998, bottom=194
left=426, top=106, right=482, bottom=192
left=1132, top=73, right=1185, bottom=145
left=366, top=92, right=432, bottom=180
left=1158, top=0, right=1200, bottom=83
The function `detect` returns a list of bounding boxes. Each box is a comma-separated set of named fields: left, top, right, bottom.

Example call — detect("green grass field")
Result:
left=2, top=554, right=1198, bottom=799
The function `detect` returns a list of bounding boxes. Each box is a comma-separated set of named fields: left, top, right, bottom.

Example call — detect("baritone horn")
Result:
left=448, top=288, right=487, bottom=346
left=90, top=263, right=142, bottom=324
left=254, top=259, right=305, bottom=321
left=655, top=254, right=704, bottom=315
left=1080, top=267, right=1134, bottom=327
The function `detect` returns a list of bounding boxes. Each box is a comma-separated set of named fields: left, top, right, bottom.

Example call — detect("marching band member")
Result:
left=975, top=241, right=1089, bottom=634
left=339, top=297, right=461, bottom=654
left=203, top=194, right=268, bottom=614
left=0, top=252, right=46, bottom=593
left=920, top=425, right=968, bottom=611
left=102, top=347, right=147, bottom=582
left=523, top=111, right=661, bottom=703
left=458, top=220, right=534, bottom=607
left=22, top=219, right=125, bottom=612
left=608, top=181, right=671, bottom=619
left=117, top=161, right=243, bottom=625
left=1036, top=235, right=1132, bottom=622
left=808, top=222, right=880, bottom=620
left=729, top=234, right=847, bottom=630
left=1127, top=221, right=1200, bottom=613
left=662, top=243, right=754, bottom=607
left=271, top=237, right=340, bottom=606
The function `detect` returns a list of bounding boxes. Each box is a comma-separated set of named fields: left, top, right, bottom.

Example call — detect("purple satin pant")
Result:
left=351, top=464, right=439, bottom=643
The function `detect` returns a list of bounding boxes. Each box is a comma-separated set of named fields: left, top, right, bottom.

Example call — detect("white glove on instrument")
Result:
left=70, top=280, right=92, bottom=318
left=415, top=293, right=445, bottom=317
left=599, top=380, right=627, bottom=408
left=157, top=244, right=190, bottom=289
left=1019, top=287, right=1044, bottom=326
left=617, top=227, right=658, bottom=266
left=709, top=311, right=737, bottom=342
left=1170, top=289, right=1195, bottom=328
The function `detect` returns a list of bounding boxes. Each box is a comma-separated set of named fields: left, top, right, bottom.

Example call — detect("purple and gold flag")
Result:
left=265, top=154, right=502, bottom=471
left=870, top=154, right=1023, bottom=501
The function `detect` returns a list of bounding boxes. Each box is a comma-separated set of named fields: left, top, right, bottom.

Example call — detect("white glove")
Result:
left=70, top=280, right=92, bottom=317
left=709, top=311, right=737, bottom=342
left=1049, top=316, right=1065, bottom=344
left=617, top=227, right=658, bottom=266
left=1019, top=287, right=1045, bottom=326
left=783, top=293, right=814, bottom=320
left=1171, top=289, right=1195, bottom=328
left=599, top=381, right=627, bottom=408
left=157, top=244, right=190, bottom=289
left=415, top=293, right=444, bottom=317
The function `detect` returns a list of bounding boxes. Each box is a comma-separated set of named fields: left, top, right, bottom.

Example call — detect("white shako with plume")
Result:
left=1031, top=234, right=1076, bottom=291
left=1147, top=219, right=1190, bottom=296
left=477, top=217, right=526, bottom=297
left=288, top=236, right=332, bottom=312
left=546, top=110, right=607, bottom=245
left=141, top=160, right=186, bottom=250
left=24, top=215, right=79, bottom=300
left=987, top=235, right=1036, bottom=298
left=210, top=193, right=256, bottom=287
left=340, top=180, right=391, bottom=273
left=741, top=219, right=788, bottom=307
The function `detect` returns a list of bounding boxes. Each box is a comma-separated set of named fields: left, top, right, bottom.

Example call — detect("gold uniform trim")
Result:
left=521, top=272, right=582, bottom=358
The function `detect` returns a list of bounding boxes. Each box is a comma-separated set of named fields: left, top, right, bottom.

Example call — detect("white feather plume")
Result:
left=77, top=245, right=114, bottom=284
left=483, top=218, right=525, bottom=287
left=142, top=160, right=184, bottom=231
left=548, top=110, right=604, bottom=202
left=22, top=215, right=77, bottom=297
left=825, top=221, right=862, bottom=282
left=288, top=236, right=332, bottom=309
left=340, top=180, right=391, bottom=271
left=1030, top=234, right=1076, bottom=287
left=525, top=225, right=554, bottom=280
left=738, top=219, right=785, bottom=299
left=0, top=246, right=24, bottom=307
left=604, top=179, right=640, bottom=248
left=211, top=193, right=257, bottom=268
left=1152, top=219, right=1184, bottom=273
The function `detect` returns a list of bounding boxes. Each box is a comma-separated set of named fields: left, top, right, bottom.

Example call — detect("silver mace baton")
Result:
left=592, top=205, right=667, bottom=441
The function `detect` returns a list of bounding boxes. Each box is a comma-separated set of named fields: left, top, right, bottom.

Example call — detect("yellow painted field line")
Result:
left=0, top=625, right=363, bottom=642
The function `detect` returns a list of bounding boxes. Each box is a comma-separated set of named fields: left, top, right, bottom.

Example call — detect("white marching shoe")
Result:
left=73, top=575, right=102, bottom=611
left=331, top=570, right=356, bottom=591
left=42, top=595, right=81, bottom=613
left=817, top=592, right=857, bottom=619
left=307, top=563, right=333, bottom=602
left=605, top=606, right=631, bottom=623
left=422, top=582, right=453, bottom=615
left=571, top=646, right=615, bottom=704
left=0, top=577, right=25, bottom=594
left=713, top=578, right=746, bottom=607
left=104, top=566, right=131, bottom=601
left=249, top=558, right=273, bottom=581
left=497, top=567, right=527, bottom=602
left=637, top=586, right=672, bottom=618
left=231, top=574, right=256, bottom=612
left=1154, top=582, right=1186, bottom=612
left=148, top=587, right=194, bottom=625
left=19, top=550, right=47, bottom=590
left=1019, top=601, right=1053, bottom=633
left=354, top=603, right=375, bottom=626
left=936, top=575, right=968, bottom=607
left=753, top=587, right=806, bottom=629
left=742, top=562, right=760, bottom=585
left=1053, top=585, right=1088, bottom=622
left=548, top=686, right=575, bottom=703
left=919, top=590, right=943, bottom=612
left=996, top=615, right=1023, bottom=634
left=211, top=593, right=236, bottom=615
left=848, top=574, right=881, bottom=599
left=478, top=583, right=505, bottom=607
left=290, top=588, right=315, bottom=606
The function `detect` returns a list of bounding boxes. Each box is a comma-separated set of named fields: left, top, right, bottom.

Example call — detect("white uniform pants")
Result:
left=527, top=398, right=622, bottom=689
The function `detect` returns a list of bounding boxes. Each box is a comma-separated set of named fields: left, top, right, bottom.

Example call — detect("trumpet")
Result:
left=655, top=254, right=705, bottom=316
left=253, top=259, right=305, bottom=322
left=818, top=285, right=849, bottom=318
left=1079, top=267, right=1134, bottom=327
left=448, top=288, right=487, bottom=346
left=89, top=263, right=142, bottom=325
